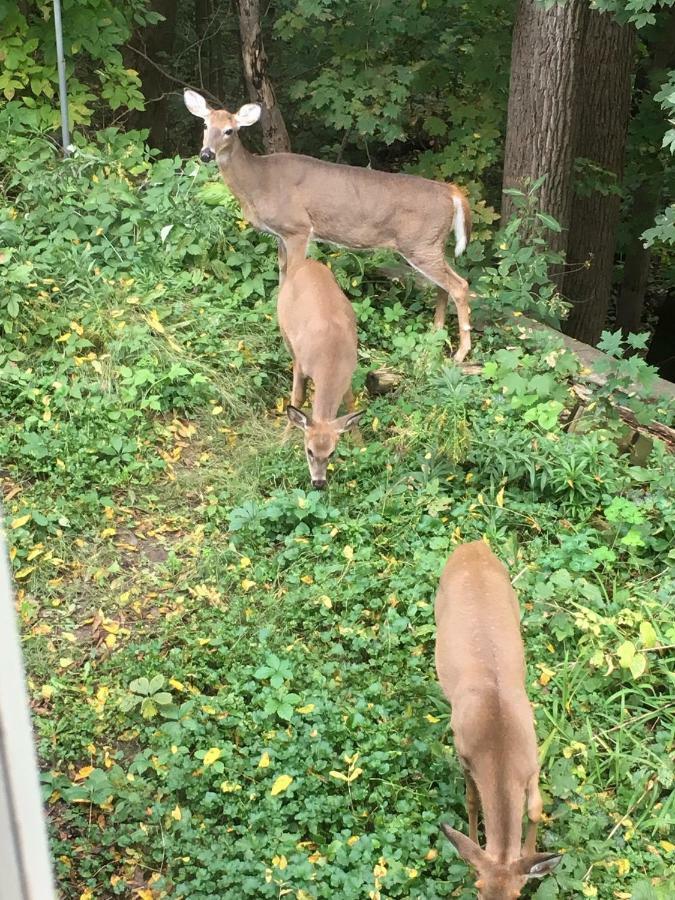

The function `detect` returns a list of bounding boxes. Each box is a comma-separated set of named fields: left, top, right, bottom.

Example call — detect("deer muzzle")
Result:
left=200, top=148, right=215, bottom=163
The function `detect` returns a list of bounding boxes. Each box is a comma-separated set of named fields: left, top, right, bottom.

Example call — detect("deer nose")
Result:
left=200, top=148, right=215, bottom=163
left=312, top=479, right=327, bottom=490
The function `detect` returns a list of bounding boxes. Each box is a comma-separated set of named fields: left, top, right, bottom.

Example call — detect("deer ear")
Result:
left=287, top=406, right=311, bottom=430
left=184, top=89, right=210, bottom=119
left=335, top=410, right=364, bottom=434
left=518, top=852, right=563, bottom=879
left=235, top=103, right=262, bottom=127
left=439, top=824, right=486, bottom=869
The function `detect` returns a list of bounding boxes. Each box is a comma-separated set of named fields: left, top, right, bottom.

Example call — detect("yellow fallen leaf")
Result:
left=330, top=770, right=349, bottom=782
left=659, top=840, right=675, bottom=853
left=343, top=545, right=354, bottom=561
left=239, top=556, right=252, bottom=568
left=59, top=657, right=73, bottom=668
left=11, top=514, right=31, bottom=529
left=70, top=321, right=84, bottom=336
left=15, top=566, right=36, bottom=579
left=347, top=835, right=360, bottom=846
left=270, top=774, right=293, bottom=796
left=56, top=331, right=72, bottom=343
left=41, top=684, right=54, bottom=700
left=169, top=678, right=184, bottom=691
left=296, top=704, right=315, bottom=714
left=136, top=890, right=154, bottom=900
left=203, top=747, right=222, bottom=767
left=80, top=891, right=94, bottom=900
left=614, top=858, right=630, bottom=876
left=241, top=578, right=256, bottom=592
left=425, top=848, right=438, bottom=861
left=496, top=486, right=505, bottom=508
left=272, top=854, right=288, bottom=869
left=301, top=575, right=314, bottom=585
left=258, top=751, right=270, bottom=768
left=171, top=805, right=181, bottom=821
left=220, top=781, right=242, bottom=793
left=76, top=766, right=94, bottom=780
left=317, top=595, right=332, bottom=609
left=146, top=309, right=165, bottom=333
left=425, top=714, right=440, bottom=724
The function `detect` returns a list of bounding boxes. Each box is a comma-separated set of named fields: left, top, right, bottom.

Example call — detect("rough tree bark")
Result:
left=563, top=12, right=635, bottom=345
left=235, top=0, right=290, bottom=153
left=501, top=0, right=588, bottom=254
left=615, top=7, right=675, bottom=336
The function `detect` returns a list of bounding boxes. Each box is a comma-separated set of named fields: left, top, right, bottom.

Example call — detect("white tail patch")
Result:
left=452, top=193, right=467, bottom=256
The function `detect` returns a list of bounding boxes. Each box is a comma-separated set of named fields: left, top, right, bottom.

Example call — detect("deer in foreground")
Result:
left=279, top=258, right=363, bottom=488
left=183, top=90, right=474, bottom=362
left=435, top=541, right=562, bottom=898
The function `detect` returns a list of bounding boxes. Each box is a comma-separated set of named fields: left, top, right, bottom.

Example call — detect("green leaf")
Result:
left=535, top=212, right=562, bottom=232
left=639, top=621, right=657, bottom=648
left=617, top=640, right=636, bottom=669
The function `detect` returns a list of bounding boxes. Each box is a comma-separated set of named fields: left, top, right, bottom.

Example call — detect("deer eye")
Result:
left=203, top=123, right=207, bottom=130
left=307, top=448, right=314, bottom=459
left=223, top=127, right=233, bottom=136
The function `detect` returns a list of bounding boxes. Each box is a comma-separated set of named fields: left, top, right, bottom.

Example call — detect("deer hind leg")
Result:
left=465, top=770, right=480, bottom=845
left=523, top=774, right=543, bottom=855
left=403, top=252, right=471, bottom=363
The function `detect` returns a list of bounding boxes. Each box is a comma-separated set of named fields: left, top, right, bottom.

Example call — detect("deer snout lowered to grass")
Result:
left=183, top=90, right=474, bottom=362
left=278, top=259, right=363, bottom=489
left=434, top=541, right=563, bottom=898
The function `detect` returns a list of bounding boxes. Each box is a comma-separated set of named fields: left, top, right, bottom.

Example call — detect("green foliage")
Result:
left=0, top=1, right=157, bottom=128
left=3, top=128, right=674, bottom=900
left=478, top=180, right=570, bottom=325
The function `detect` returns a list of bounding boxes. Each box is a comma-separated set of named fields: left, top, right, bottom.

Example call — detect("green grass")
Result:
left=2, top=129, right=674, bottom=900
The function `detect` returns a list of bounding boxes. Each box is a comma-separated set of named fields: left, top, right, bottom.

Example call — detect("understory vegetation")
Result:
left=2, top=125, right=674, bottom=900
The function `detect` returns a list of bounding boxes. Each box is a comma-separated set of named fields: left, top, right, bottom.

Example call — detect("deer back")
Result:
left=277, top=260, right=357, bottom=419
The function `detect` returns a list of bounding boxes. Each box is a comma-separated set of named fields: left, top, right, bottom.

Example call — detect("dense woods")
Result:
left=2, top=0, right=672, bottom=364
left=1, top=2, right=674, bottom=899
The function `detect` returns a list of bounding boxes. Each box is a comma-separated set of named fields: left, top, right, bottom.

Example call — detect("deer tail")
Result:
left=448, top=185, right=472, bottom=257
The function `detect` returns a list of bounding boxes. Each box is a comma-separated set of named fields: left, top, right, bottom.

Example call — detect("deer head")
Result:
left=286, top=406, right=363, bottom=489
left=183, top=90, right=261, bottom=163
left=440, top=825, right=562, bottom=899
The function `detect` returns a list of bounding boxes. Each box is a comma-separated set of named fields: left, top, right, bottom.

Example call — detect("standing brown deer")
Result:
left=279, top=258, right=362, bottom=488
left=435, top=541, right=562, bottom=898
left=183, top=90, right=474, bottom=361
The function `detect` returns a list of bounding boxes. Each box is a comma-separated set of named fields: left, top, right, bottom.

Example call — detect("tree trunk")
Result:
left=562, top=12, right=635, bottom=344
left=126, top=0, right=178, bottom=151
left=501, top=0, right=588, bottom=253
left=235, top=0, right=290, bottom=153
left=615, top=7, right=675, bottom=336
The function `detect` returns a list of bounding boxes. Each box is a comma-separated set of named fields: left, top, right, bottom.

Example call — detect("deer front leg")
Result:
left=342, top=386, right=363, bottom=446
left=280, top=233, right=311, bottom=280
left=283, top=362, right=306, bottom=443
left=278, top=237, right=288, bottom=288
left=523, top=774, right=543, bottom=855
left=465, top=770, right=480, bottom=845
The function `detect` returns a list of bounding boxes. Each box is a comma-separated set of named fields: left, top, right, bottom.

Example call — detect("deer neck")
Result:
left=216, top=137, right=260, bottom=198
left=312, top=374, right=344, bottom=423
left=478, top=768, right=526, bottom=864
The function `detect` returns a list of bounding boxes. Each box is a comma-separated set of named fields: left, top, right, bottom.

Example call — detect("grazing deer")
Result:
left=279, top=258, right=362, bottom=488
left=435, top=541, right=562, bottom=898
left=183, top=90, right=474, bottom=362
